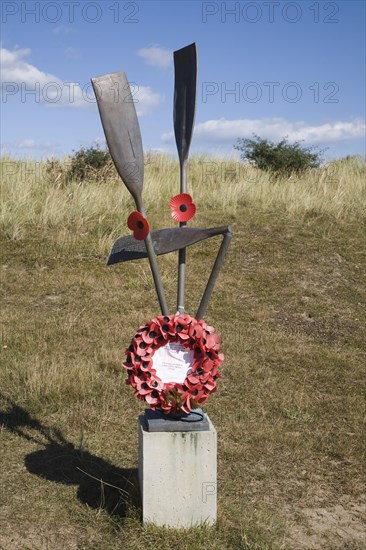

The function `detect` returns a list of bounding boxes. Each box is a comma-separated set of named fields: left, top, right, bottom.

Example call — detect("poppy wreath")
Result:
left=123, top=313, right=224, bottom=415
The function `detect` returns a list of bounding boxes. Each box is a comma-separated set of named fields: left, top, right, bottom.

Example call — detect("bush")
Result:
left=69, top=145, right=111, bottom=181
left=234, top=135, right=326, bottom=177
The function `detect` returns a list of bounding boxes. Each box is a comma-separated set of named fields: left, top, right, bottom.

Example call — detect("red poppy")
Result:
left=176, top=313, right=193, bottom=326
left=146, top=392, right=160, bottom=406
left=189, top=323, right=204, bottom=339
left=169, top=193, right=196, bottom=222
left=135, top=379, right=151, bottom=395
left=127, top=211, right=150, bottom=240
left=206, top=333, right=221, bottom=350
left=178, top=331, right=190, bottom=340
left=199, top=371, right=212, bottom=383
left=155, top=315, right=176, bottom=338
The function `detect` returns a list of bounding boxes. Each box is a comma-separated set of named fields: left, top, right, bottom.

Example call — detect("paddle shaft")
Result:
left=174, top=43, right=197, bottom=314
left=196, top=229, right=232, bottom=320
left=134, top=195, right=169, bottom=316
left=177, top=159, right=188, bottom=313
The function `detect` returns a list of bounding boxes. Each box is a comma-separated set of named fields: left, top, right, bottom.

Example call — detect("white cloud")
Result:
left=0, top=46, right=162, bottom=115
left=16, top=139, right=37, bottom=148
left=136, top=46, right=172, bottom=68
left=285, top=119, right=366, bottom=142
left=2, top=139, right=59, bottom=151
left=1, top=47, right=51, bottom=87
left=0, top=46, right=86, bottom=107
left=134, top=85, right=163, bottom=116
left=162, top=117, right=366, bottom=145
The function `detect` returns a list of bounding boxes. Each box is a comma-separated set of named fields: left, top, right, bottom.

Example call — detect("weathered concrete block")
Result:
left=138, top=414, right=217, bottom=527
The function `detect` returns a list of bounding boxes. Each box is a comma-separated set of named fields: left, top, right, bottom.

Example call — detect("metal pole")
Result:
left=177, top=159, right=187, bottom=313
left=144, top=234, right=169, bottom=316
left=137, top=198, right=169, bottom=317
left=196, top=229, right=232, bottom=320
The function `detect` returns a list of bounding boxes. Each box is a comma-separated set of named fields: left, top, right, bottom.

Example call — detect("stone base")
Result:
left=138, top=413, right=217, bottom=527
left=144, top=408, right=210, bottom=432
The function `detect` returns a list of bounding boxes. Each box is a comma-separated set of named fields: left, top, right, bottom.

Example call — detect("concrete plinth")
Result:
left=138, top=413, right=217, bottom=527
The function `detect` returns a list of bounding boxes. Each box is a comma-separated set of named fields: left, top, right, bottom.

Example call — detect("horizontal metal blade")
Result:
left=107, top=226, right=230, bottom=265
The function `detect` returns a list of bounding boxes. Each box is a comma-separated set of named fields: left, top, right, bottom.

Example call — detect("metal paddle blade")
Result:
left=92, top=72, right=168, bottom=315
left=173, top=43, right=197, bottom=163
left=107, top=226, right=230, bottom=265
left=91, top=72, right=144, bottom=203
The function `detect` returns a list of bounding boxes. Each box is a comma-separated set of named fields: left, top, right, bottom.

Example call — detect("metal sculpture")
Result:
left=91, top=43, right=232, bottom=415
left=92, top=43, right=231, bottom=319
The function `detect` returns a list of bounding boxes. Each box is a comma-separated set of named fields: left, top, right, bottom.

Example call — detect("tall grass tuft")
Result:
left=1, top=154, right=365, bottom=244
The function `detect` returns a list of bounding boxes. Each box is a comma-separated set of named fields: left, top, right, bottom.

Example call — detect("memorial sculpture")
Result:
left=91, top=43, right=232, bottom=420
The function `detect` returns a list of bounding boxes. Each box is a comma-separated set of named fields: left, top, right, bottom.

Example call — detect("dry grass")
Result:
left=1, top=154, right=365, bottom=549
left=1, top=154, right=365, bottom=244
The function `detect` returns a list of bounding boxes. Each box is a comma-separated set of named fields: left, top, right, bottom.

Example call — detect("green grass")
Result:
left=0, top=154, right=365, bottom=549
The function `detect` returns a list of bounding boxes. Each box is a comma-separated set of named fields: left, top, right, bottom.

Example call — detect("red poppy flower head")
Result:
left=127, top=211, right=150, bottom=240
left=169, top=193, right=196, bottom=223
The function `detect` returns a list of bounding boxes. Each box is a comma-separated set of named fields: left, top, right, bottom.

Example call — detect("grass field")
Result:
left=1, top=154, right=365, bottom=549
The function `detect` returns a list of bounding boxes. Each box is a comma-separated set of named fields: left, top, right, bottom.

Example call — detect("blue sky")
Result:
left=1, top=0, right=365, bottom=160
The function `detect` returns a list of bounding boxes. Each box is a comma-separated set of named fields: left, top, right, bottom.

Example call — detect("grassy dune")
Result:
left=1, top=155, right=365, bottom=549
left=1, top=154, right=365, bottom=242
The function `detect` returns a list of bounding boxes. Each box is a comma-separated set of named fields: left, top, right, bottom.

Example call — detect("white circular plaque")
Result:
left=152, top=342, right=194, bottom=384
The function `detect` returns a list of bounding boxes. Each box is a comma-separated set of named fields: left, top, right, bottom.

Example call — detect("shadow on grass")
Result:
left=0, top=394, right=141, bottom=519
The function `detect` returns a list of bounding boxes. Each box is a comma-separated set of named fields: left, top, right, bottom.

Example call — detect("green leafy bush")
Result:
left=69, top=145, right=111, bottom=181
left=234, top=135, right=326, bottom=177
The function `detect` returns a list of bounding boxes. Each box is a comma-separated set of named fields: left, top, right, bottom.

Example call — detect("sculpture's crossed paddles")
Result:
left=91, top=43, right=232, bottom=319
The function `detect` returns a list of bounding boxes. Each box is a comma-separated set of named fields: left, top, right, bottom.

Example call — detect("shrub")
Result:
left=69, top=145, right=112, bottom=181
left=234, top=134, right=326, bottom=177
